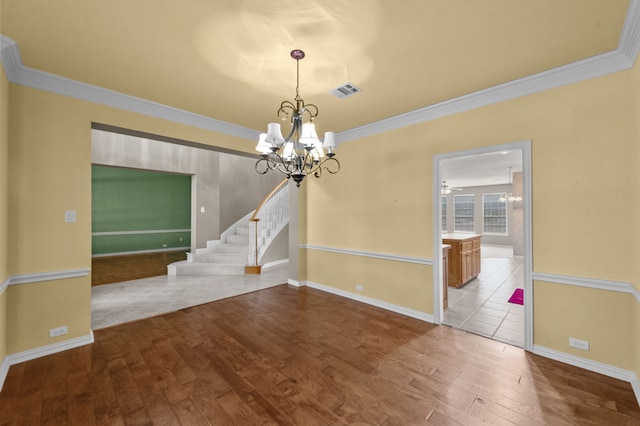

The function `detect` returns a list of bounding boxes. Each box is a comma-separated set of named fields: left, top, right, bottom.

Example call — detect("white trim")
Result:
left=287, top=278, right=302, bottom=287
left=0, top=332, right=94, bottom=391
left=92, top=228, right=190, bottom=236
left=0, top=36, right=21, bottom=78
left=633, top=377, right=640, bottom=408
left=300, top=280, right=434, bottom=323
left=92, top=247, right=190, bottom=257
left=9, top=268, right=90, bottom=286
left=618, top=0, right=640, bottom=61
left=433, top=141, right=534, bottom=351
left=533, top=345, right=640, bottom=407
left=533, top=272, right=640, bottom=303
left=0, top=37, right=257, bottom=142
left=0, top=358, right=8, bottom=392
left=300, top=244, right=432, bottom=265
left=2, top=0, right=640, bottom=146
left=262, top=259, right=289, bottom=269
left=338, top=52, right=631, bottom=143
left=0, top=277, right=8, bottom=294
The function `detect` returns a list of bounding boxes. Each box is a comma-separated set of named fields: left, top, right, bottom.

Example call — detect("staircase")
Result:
left=168, top=179, right=288, bottom=276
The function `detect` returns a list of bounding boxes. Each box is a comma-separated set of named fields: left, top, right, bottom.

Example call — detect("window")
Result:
left=483, top=193, right=507, bottom=234
left=441, top=196, right=447, bottom=232
left=454, top=194, right=474, bottom=232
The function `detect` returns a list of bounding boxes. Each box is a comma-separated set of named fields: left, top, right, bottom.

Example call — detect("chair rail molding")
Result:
left=532, top=271, right=640, bottom=303
left=301, top=244, right=432, bottom=266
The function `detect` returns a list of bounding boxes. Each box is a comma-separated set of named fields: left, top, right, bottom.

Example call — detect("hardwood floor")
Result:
left=1, top=285, right=639, bottom=425
left=92, top=251, right=187, bottom=286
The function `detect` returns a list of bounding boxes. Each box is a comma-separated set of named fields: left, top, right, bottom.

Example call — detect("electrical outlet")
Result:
left=49, top=326, right=68, bottom=338
left=162, top=244, right=168, bottom=247
left=355, top=284, right=363, bottom=292
left=569, top=337, right=589, bottom=351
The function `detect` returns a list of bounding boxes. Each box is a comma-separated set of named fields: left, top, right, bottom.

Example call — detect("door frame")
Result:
left=432, top=140, right=533, bottom=351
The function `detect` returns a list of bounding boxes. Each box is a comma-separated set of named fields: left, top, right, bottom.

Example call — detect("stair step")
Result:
left=211, top=243, right=249, bottom=254
left=168, top=261, right=245, bottom=275
left=191, top=252, right=248, bottom=264
left=172, top=186, right=288, bottom=277
left=226, top=234, right=249, bottom=244
left=235, top=226, right=250, bottom=235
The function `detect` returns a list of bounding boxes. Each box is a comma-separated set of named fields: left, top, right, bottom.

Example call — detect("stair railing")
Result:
left=246, top=179, right=289, bottom=273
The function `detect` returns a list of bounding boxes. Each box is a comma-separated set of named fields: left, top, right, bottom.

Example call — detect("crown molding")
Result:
left=619, top=0, right=640, bottom=60
left=1, top=0, right=639, bottom=144
left=0, top=35, right=259, bottom=142
left=339, top=51, right=632, bottom=142
left=340, top=0, right=640, bottom=143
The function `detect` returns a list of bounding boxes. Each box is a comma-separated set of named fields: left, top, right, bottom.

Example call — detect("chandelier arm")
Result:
left=277, top=101, right=297, bottom=120
left=269, top=152, right=295, bottom=175
left=302, top=103, right=319, bottom=121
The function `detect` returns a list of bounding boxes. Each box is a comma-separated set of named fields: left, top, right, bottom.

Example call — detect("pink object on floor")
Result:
left=508, top=288, right=524, bottom=305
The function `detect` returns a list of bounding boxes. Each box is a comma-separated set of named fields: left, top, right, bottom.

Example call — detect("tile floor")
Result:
left=91, top=263, right=290, bottom=330
left=443, top=245, right=524, bottom=347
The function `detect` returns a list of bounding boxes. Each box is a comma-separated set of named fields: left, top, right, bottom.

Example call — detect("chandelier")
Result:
left=499, top=166, right=522, bottom=202
left=255, top=49, right=340, bottom=187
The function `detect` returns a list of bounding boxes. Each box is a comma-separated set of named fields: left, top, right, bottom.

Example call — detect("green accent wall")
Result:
left=92, top=165, right=191, bottom=255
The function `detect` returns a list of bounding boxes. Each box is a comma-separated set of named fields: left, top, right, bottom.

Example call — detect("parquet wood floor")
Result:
left=1, top=285, right=639, bottom=425
left=92, top=251, right=187, bottom=286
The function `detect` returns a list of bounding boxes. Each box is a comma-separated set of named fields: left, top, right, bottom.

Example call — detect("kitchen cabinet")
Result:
left=442, top=233, right=481, bottom=288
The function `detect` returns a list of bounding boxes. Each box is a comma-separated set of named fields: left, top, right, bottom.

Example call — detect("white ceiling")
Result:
left=441, top=149, right=522, bottom=188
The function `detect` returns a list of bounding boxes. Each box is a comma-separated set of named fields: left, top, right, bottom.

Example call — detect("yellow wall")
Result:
left=633, top=51, right=640, bottom=387
left=303, top=59, right=639, bottom=371
left=0, top=58, right=9, bottom=362
left=5, top=83, right=254, bottom=354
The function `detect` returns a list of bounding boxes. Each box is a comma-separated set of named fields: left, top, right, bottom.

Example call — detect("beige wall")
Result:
left=303, top=57, right=640, bottom=372
left=5, top=83, right=254, bottom=354
left=0, top=59, right=9, bottom=362
left=633, top=50, right=640, bottom=389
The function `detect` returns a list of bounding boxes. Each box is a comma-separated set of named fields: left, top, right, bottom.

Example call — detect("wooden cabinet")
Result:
left=442, top=233, right=481, bottom=288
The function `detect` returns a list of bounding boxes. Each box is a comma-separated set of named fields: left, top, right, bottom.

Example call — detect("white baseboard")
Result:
left=533, top=345, right=640, bottom=407
left=262, top=259, right=289, bottom=269
left=0, top=357, right=9, bottom=392
left=0, top=332, right=94, bottom=392
left=287, top=279, right=302, bottom=287
left=300, top=280, right=434, bottom=323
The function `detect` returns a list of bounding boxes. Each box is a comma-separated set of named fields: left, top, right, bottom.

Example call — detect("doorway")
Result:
left=433, top=141, right=532, bottom=351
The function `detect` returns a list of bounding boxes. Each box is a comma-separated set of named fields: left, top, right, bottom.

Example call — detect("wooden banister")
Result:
left=250, top=178, right=289, bottom=222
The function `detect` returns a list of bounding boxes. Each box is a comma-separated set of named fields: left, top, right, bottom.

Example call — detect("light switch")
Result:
left=200, top=207, right=205, bottom=213
left=65, top=210, right=76, bottom=223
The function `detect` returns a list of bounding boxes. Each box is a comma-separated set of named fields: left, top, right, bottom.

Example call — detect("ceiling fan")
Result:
left=441, top=180, right=463, bottom=194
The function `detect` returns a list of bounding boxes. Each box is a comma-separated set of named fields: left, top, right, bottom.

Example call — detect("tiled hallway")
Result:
left=91, top=263, right=290, bottom=330
left=443, top=246, right=524, bottom=347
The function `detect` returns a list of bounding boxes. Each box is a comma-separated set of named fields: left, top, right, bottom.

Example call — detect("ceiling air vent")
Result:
left=330, top=82, right=362, bottom=99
